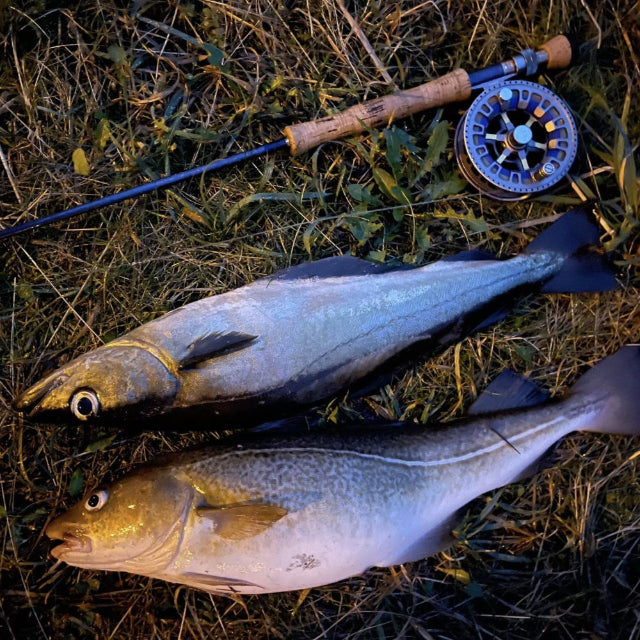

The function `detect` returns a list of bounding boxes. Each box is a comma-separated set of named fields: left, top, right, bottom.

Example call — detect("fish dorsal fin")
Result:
left=179, top=571, right=263, bottom=593
left=441, top=248, right=496, bottom=262
left=468, top=370, right=549, bottom=416
left=270, top=255, right=407, bottom=281
left=197, top=503, right=288, bottom=540
left=179, top=331, right=257, bottom=368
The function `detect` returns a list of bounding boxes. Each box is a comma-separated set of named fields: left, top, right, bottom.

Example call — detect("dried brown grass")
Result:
left=1, top=1, right=639, bottom=638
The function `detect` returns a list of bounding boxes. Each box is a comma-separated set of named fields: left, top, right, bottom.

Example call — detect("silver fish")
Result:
left=15, top=209, right=615, bottom=425
left=45, top=346, right=640, bottom=595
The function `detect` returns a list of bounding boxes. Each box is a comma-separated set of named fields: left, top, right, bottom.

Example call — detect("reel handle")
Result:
left=283, top=35, right=573, bottom=156
left=539, top=34, right=573, bottom=70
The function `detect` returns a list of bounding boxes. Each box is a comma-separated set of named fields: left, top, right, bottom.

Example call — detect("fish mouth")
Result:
left=13, top=374, right=70, bottom=417
left=44, top=518, right=93, bottom=560
left=48, top=530, right=92, bottom=559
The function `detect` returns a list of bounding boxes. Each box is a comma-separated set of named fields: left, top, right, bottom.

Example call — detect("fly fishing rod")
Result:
left=0, top=35, right=574, bottom=240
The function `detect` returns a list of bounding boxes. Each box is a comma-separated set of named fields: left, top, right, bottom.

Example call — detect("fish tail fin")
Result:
left=570, top=345, right=640, bottom=435
left=524, top=207, right=618, bottom=293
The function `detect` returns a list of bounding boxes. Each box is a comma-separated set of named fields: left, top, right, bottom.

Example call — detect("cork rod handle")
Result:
left=283, top=68, right=472, bottom=156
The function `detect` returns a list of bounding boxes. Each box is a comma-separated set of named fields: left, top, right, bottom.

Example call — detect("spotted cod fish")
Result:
left=46, top=346, right=640, bottom=594
left=16, top=209, right=615, bottom=426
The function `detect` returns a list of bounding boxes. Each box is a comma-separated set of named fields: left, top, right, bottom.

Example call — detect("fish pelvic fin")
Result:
left=178, top=571, right=265, bottom=594
left=524, top=208, right=618, bottom=293
left=570, top=345, right=640, bottom=435
left=197, top=503, right=288, bottom=540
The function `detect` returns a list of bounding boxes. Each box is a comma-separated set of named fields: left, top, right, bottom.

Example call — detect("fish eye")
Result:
left=70, top=389, right=100, bottom=420
left=84, top=489, right=109, bottom=512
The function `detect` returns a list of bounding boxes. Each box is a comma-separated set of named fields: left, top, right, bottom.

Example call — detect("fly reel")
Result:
left=454, top=80, right=577, bottom=201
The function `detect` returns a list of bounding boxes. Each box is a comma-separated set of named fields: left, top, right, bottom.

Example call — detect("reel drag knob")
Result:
left=454, top=80, right=577, bottom=201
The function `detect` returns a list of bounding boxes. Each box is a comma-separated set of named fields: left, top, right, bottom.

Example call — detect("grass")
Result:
left=1, top=0, right=639, bottom=638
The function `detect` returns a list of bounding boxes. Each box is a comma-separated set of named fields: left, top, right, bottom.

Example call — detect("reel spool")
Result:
left=454, top=80, right=577, bottom=201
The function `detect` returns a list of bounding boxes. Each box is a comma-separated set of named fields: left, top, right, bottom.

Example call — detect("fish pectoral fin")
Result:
left=179, top=331, right=258, bottom=368
left=468, top=370, right=549, bottom=416
left=197, top=503, right=288, bottom=540
left=180, top=571, right=264, bottom=593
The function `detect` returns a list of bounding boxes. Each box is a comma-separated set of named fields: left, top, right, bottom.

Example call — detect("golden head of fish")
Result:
left=14, top=342, right=180, bottom=422
left=46, top=469, right=193, bottom=573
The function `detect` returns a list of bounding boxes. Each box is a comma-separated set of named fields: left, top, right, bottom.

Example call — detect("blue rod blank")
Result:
left=0, top=138, right=289, bottom=240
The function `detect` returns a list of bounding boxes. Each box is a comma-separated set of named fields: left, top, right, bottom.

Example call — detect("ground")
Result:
left=0, top=1, right=639, bottom=639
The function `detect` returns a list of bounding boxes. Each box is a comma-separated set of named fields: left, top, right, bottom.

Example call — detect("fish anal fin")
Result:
left=510, top=451, right=554, bottom=483
left=180, top=331, right=257, bottom=369
left=197, top=503, right=288, bottom=540
left=468, top=370, right=549, bottom=416
left=379, top=514, right=460, bottom=567
left=469, top=306, right=511, bottom=334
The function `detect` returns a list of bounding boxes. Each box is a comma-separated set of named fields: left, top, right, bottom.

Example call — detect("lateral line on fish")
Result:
left=256, top=253, right=551, bottom=311
left=217, top=415, right=571, bottom=468
left=283, top=255, right=559, bottom=382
